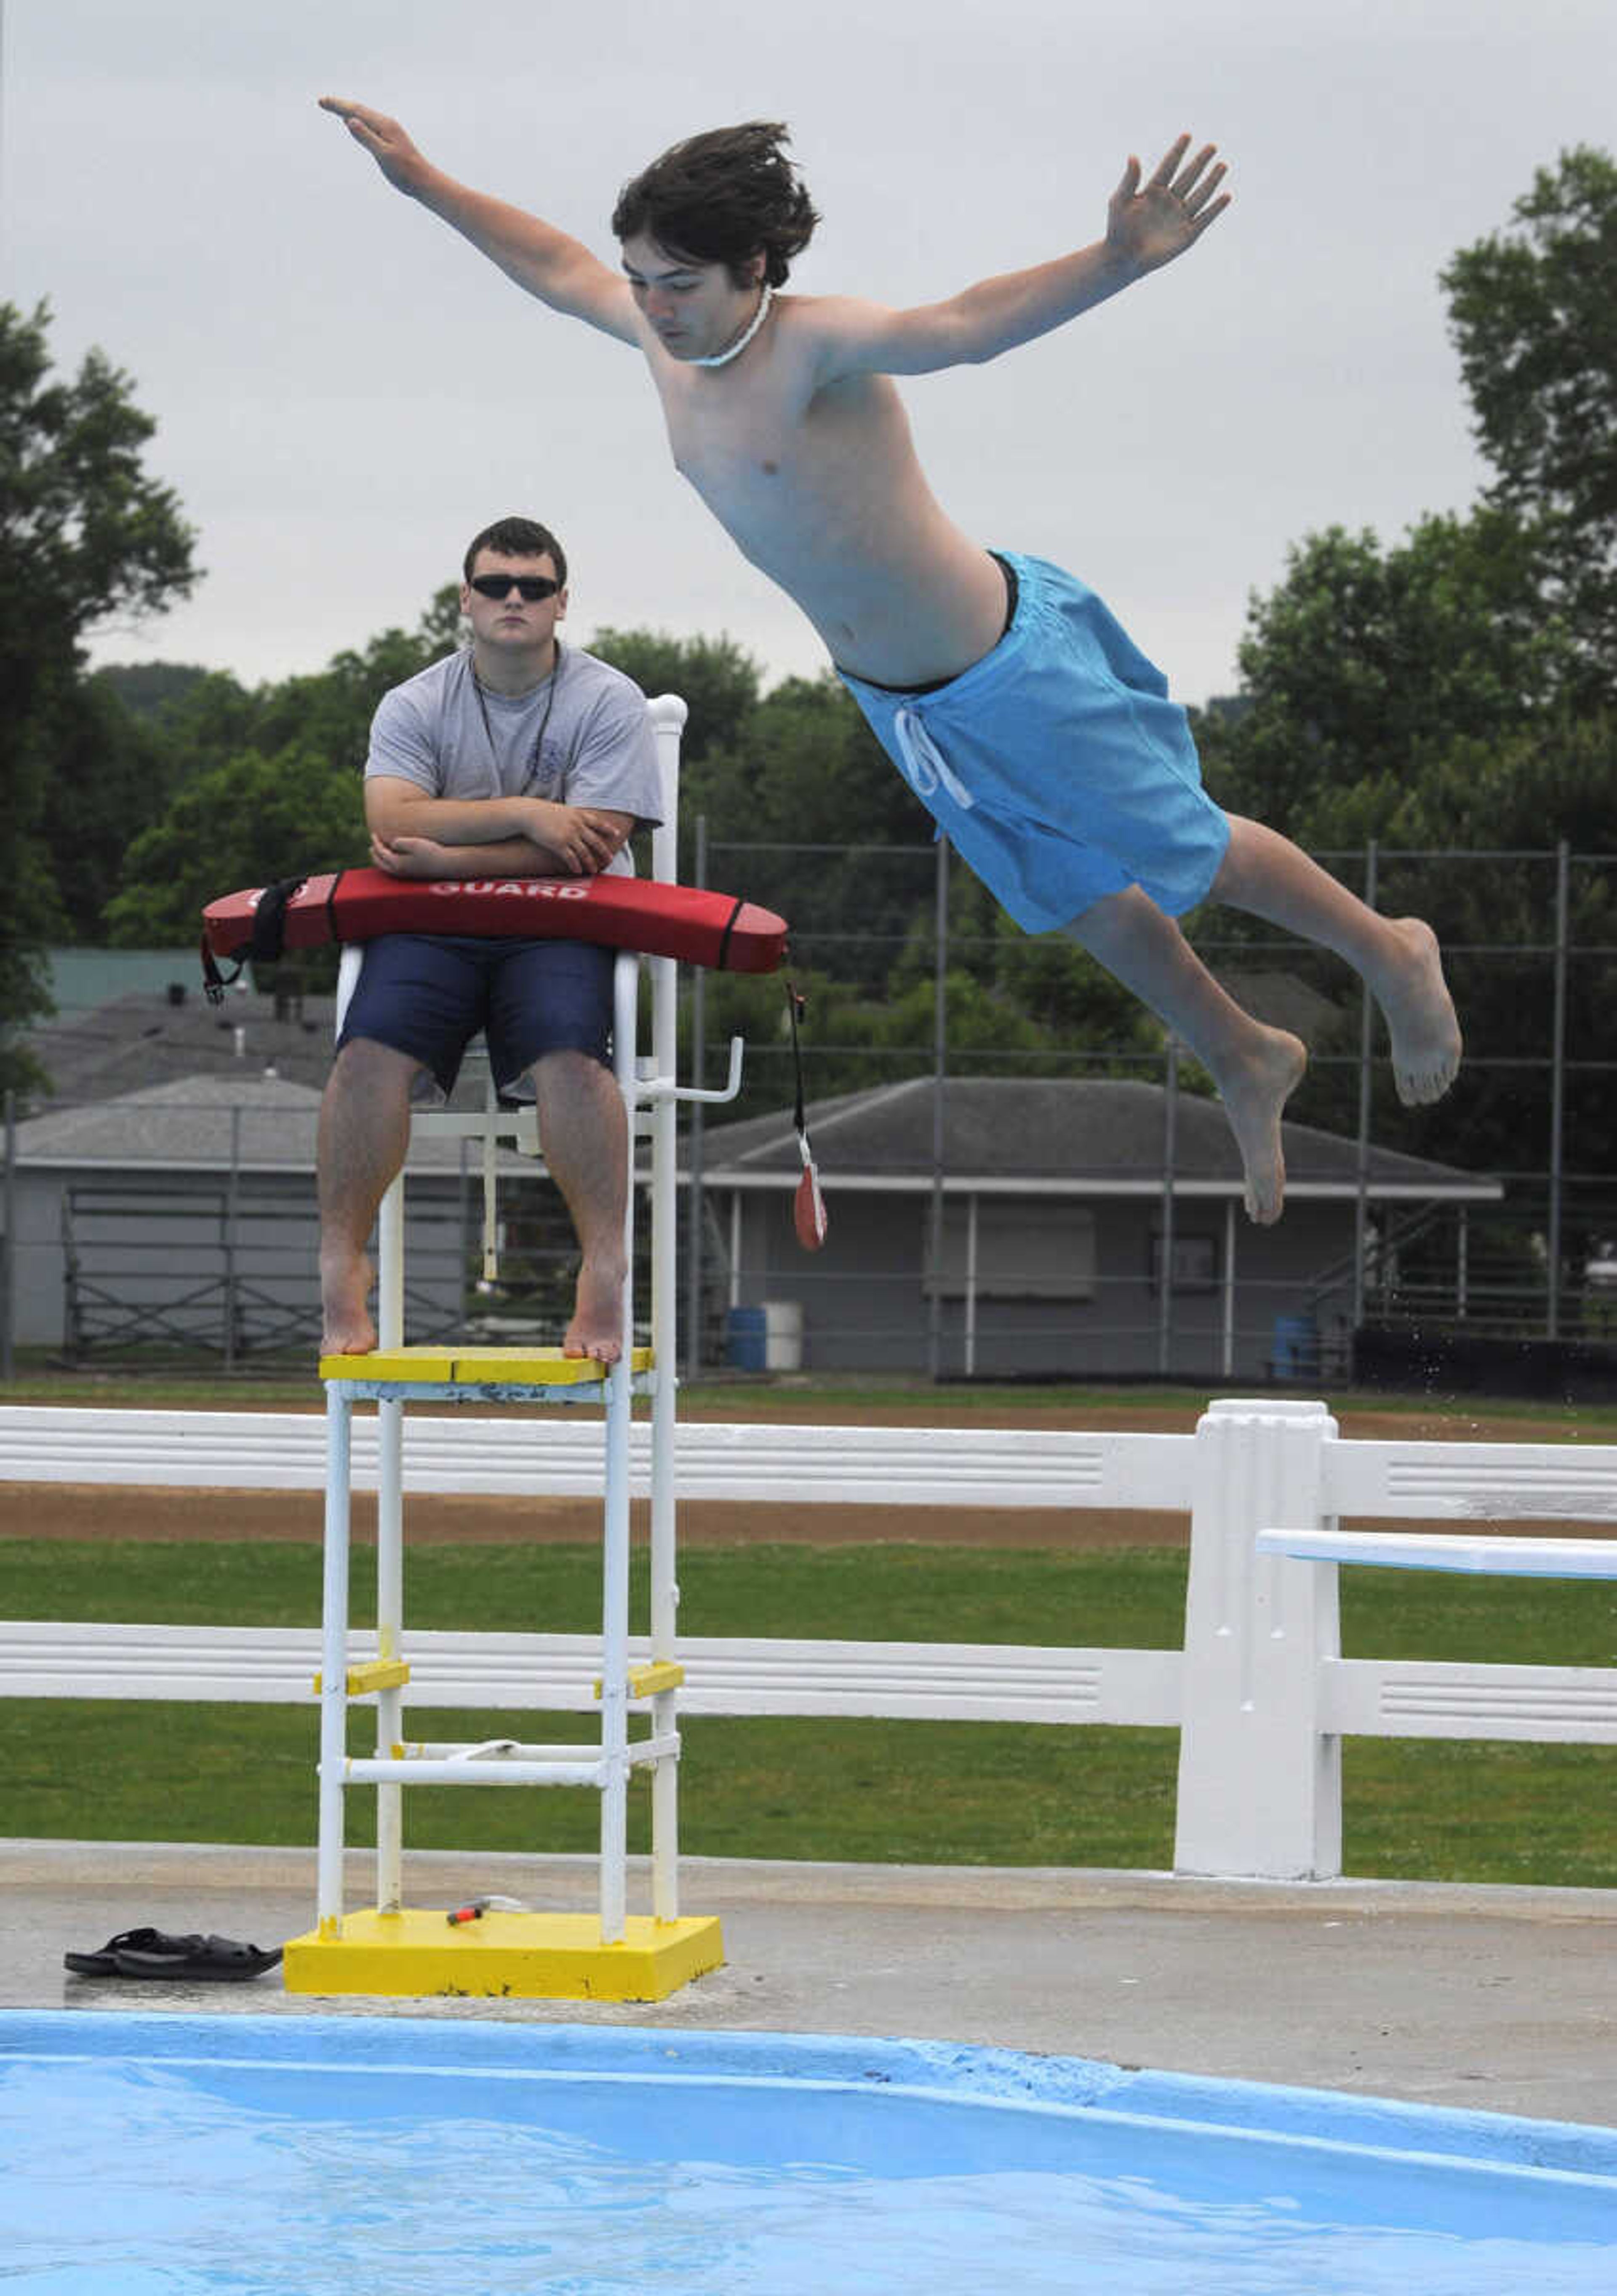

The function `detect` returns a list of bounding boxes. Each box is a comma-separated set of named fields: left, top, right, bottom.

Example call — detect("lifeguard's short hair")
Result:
left=462, top=517, right=568, bottom=587
left=611, top=122, right=820, bottom=289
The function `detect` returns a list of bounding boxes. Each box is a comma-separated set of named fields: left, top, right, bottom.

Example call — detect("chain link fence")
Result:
left=3, top=841, right=1614, bottom=1388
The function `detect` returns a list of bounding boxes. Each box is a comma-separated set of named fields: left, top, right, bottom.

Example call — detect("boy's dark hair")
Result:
left=611, top=121, right=819, bottom=288
left=463, top=516, right=567, bottom=587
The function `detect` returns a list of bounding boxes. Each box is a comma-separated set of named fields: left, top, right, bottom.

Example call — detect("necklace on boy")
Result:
left=692, top=282, right=775, bottom=369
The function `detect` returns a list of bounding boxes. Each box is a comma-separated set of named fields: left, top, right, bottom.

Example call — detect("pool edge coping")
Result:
left=5, top=2008, right=1615, bottom=2187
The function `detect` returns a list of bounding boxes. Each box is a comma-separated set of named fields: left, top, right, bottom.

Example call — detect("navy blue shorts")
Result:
left=336, top=933, right=616, bottom=1096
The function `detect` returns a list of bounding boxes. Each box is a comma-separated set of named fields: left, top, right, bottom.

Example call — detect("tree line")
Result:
left=3, top=149, right=1614, bottom=1214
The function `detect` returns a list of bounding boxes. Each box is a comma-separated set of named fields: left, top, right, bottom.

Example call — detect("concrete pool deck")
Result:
left=2, top=1839, right=1612, bottom=2129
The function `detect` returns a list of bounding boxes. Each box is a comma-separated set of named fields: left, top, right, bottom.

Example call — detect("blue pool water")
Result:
left=2, top=2012, right=1614, bottom=2293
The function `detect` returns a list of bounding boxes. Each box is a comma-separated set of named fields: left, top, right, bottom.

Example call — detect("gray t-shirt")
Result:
left=366, top=645, right=663, bottom=874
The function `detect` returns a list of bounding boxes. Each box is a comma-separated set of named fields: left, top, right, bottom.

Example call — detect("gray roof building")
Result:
left=27, top=987, right=339, bottom=1104
left=696, top=1075, right=1500, bottom=1205
left=690, top=1077, right=1501, bottom=1381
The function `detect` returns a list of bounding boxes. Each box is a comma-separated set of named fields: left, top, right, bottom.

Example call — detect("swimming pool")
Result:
left=3, top=2011, right=1613, bottom=2293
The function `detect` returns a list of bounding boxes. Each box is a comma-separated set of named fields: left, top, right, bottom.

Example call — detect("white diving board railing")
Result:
left=1254, top=1529, right=1617, bottom=1577
left=2, top=1396, right=1615, bottom=1884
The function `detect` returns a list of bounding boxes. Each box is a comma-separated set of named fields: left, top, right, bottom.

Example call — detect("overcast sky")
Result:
left=3, top=1, right=1612, bottom=706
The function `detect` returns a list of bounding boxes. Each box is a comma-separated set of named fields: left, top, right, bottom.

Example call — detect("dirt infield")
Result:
left=2, top=1397, right=1599, bottom=1550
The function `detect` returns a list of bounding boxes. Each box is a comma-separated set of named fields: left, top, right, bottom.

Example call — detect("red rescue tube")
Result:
left=201, top=867, right=788, bottom=974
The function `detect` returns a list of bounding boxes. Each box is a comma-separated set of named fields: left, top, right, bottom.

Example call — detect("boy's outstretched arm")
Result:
left=318, top=97, right=638, bottom=343
left=810, top=134, right=1231, bottom=381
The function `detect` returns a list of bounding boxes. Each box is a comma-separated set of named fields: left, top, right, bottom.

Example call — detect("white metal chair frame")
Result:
left=317, top=693, right=742, bottom=1946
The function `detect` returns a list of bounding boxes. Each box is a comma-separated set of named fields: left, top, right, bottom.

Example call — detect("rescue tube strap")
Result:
left=202, top=873, right=310, bottom=1005
left=714, top=895, right=744, bottom=973
left=785, top=976, right=828, bottom=1251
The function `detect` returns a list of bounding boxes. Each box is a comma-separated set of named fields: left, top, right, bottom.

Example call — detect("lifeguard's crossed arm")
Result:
left=807, top=134, right=1231, bottom=383
left=369, top=826, right=633, bottom=881
left=365, top=779, right=632, bottom=880
left=319, top=97, right=638, bottom=343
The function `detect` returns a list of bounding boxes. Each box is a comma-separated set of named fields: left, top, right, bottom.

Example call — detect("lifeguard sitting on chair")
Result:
left=318, top=515, right=663, bottom=1363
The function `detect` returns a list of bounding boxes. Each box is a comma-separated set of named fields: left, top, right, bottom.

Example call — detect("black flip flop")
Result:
left=64, top=1927, right=197, bottom=1978
left=113, top=1933, right=282, bottom=1981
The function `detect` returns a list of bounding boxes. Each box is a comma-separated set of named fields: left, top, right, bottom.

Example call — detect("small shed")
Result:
left=7, top=1075, right=488, bottom=1359
left=11, top=984, right=573, bottom=1361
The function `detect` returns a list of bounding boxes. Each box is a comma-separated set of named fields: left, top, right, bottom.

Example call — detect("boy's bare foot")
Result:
left=563, top=1254, right=626, bottom=1365
left=320, top=1248, right=377, bottom=1357
left=1211, top=1027, right=1308, bottom=1225
left=1379, top=917, right=1462, bottom=1107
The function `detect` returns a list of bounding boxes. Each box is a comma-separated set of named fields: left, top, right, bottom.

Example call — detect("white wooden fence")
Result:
left=1, top=1396, right=1613, bottom=1880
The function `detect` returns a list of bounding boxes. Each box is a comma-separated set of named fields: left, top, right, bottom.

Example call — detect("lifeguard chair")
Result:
left=281, top=695, right=752, bottom=2000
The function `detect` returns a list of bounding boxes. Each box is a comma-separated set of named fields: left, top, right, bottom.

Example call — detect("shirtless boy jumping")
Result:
left=320, top=100, right=1461, bottom=1221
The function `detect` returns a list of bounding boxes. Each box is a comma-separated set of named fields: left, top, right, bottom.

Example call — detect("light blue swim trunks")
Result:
left=837, top=552, right=1231, bottom=932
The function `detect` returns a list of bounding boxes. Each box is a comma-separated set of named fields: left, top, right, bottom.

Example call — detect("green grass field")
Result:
left=2, top=1538, right=1612, bottom=1885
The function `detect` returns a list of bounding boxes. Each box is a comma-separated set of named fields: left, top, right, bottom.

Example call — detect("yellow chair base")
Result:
left=319, top=1344, right=654, bottom=1386
left=282, top=1907, right=723, bottom=2002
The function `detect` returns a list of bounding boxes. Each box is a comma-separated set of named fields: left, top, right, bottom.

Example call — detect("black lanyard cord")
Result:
left=470, top=643, right=564, bottom=796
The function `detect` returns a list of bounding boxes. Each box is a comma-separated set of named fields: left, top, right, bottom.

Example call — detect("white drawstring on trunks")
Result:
left=893, top=706, right=976, bottom=813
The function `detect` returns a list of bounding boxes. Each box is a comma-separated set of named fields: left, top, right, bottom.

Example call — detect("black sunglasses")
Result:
left=468, top=573, right=562, bottom=601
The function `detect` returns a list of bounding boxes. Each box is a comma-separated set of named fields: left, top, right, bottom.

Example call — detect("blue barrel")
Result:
left=1273, top=1313, right=1321, bottom=1381
left=725, top=1305, right=767, bottom=1371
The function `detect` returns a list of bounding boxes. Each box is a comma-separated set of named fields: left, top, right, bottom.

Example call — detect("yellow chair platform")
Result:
left=319, top=1344, right=654, bottom=1390
left=283, top=1908, right=725, bottom=2003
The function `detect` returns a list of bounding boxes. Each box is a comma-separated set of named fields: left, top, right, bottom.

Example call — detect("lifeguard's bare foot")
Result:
left=563, top=1255, right=626, bottom=1366
left=1212, top=1027, right=1308, bottom=1225
left=320, top=1248, right=377, bottom=1356
left=1379, top=917, right=1462, bottom=1107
